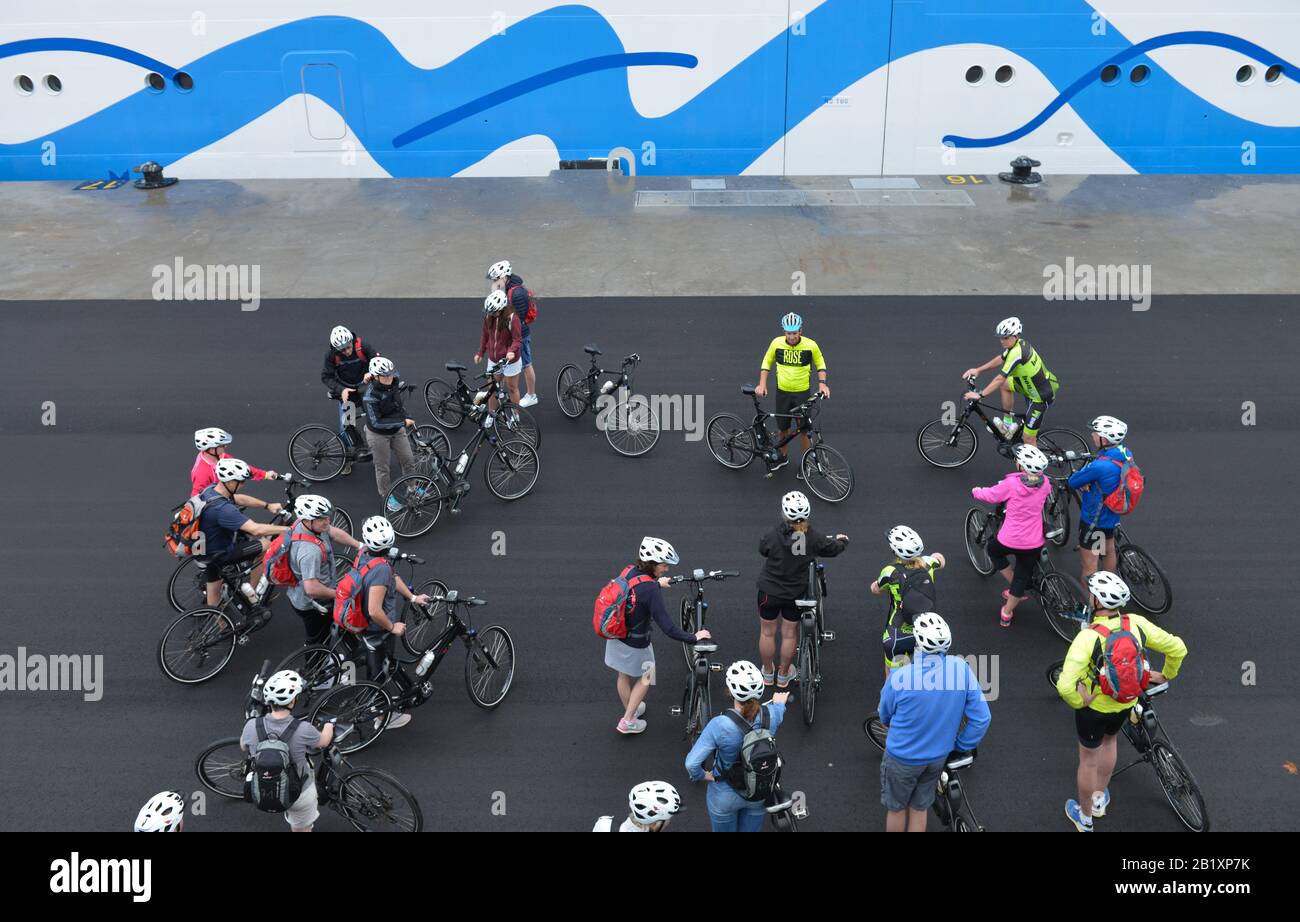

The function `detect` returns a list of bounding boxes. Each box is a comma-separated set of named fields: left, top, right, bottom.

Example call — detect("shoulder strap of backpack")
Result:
left=292, top=529, right=328, bottom=563
left=256, top=716, right=267, bottom=742
left=277, top=717, right=301, bottom=743
left=723, top=710, right=753, bottom=733
left=758, top=705, right=769, bottom=731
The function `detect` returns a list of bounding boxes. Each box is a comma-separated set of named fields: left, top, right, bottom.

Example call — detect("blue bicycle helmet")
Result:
left=781, top=312, right=802, bottom=332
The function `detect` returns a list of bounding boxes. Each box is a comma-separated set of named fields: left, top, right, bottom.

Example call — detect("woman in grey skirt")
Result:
left=606, top=536, right=711, bottom=735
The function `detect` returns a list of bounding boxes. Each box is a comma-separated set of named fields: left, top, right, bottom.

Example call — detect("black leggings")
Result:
left=361, top=632, right=414, bottom=693
left=293, top=605, right=333, bottom=646
left=988, top=538, right=1041, bottom=598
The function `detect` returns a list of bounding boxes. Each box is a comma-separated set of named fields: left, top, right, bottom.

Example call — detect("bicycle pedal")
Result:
left=709, top=663, right=723, bottom=672
left=792, top=804, right=809, bottom=820
left=237, top=634, right=251, bottom=646
left=669, top=706, right=683, bottom=716
left=821, top=631, right=836, bottom=643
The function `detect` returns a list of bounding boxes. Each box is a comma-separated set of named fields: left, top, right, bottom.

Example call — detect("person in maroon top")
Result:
left=474, top=290, right=523, bottom=411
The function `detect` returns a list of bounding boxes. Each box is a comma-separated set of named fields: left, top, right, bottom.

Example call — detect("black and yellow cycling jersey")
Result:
left=878, top=558, right=940, bottom=627
left=1000, top=338, right=1058, bottom=404
left=761, top=335, right=826, bottom=393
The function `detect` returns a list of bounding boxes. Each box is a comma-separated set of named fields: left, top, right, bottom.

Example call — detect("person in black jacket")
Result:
left=756, top=491, right=849, bottom=688
left=322, top=325, right=380, bottom=474
left=361, top=357, right=416, bottom=508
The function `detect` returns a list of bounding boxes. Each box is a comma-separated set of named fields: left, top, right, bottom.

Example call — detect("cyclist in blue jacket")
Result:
left=1067, top=415, right=1133, bottom=584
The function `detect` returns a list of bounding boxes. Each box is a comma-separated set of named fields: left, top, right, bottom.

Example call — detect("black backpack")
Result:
left=244, top=717, right=304, bottom=813
left=888, top=564, right=937, bottom=619
left=723, top=707, right=782, bottom=802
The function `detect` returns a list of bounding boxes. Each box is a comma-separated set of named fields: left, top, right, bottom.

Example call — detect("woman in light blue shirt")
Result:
left=684, top=661, right=789, bottom=832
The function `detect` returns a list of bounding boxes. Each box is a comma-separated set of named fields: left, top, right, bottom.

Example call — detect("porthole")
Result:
left=145, top=72, right=166, bottom=92
left=1264, top=64, right=1284, bottom=84
left=43, top=74, right=62, bottom=94
left=14, top=74, right=33, bottom=95
left=1100, top=64, right=1120, bottom=85
left=1236, top=64, right=1255, bottom=85
left=1130, top=64, right=1150, bottom=85
left=995, top=65, right=1015, bottom=85
left=965, top=65, right=984, bottom=86
left=173, top=71, right=194, bottom=91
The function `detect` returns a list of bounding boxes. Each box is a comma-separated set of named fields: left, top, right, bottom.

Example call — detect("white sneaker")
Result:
left=384, top=712, right=412, bottom=730
left=519, top=393, right=539, bottom=408
left=635, top=701, right=646, bottom=718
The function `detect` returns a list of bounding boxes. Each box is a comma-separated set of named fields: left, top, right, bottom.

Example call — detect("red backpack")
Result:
left=265, top=525, right=327, bottom=588
left=507, top=284, right=539, bottom=325
left=1102, top=451, right=1144, bottom=515
left=165, top=494, right=210, bottom=558
left=333, top=556, right=389, bottom=633
left=1091, top=615, right=1150, bottom=704
left=593, top=565, right=653, bottom=639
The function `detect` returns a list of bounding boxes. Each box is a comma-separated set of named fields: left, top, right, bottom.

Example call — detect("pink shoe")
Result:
left=1001, top=590, right=1011, bottom=601
left=999, top=606, right=1014, bottom=628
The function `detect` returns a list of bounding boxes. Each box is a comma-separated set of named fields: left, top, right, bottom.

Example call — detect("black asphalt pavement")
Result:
left=1, top=295, right=1296, bottom=831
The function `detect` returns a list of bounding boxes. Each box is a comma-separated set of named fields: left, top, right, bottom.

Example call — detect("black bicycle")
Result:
left=384, top=403, right=540, bottom=537
left=766, top=776, right=807, bottom=832
left=307, top=589, right=516, bottom=754
left=706, top=388, right=854, bottom=503
left=167, top=473, right=355, bottom=613
left=864, top=718, right=985, bottom=831
left=673, top=568, right=739, bottom=671
left=670, top=641, right=721, bottom=743
left=964, top=504, right=1088, bottom=641
left=556, top=346, right=660, bottom=457
left=423, top=362, right=540, bottom=448
left=1047, top=660, right=1208, bottom=831
left=793, top=562, right=835, bottom=726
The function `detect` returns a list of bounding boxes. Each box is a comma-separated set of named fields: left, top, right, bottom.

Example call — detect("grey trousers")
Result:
left=366, top=427, right=416, bottom=500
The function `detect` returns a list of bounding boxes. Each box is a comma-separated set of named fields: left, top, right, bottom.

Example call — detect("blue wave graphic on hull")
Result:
left=2, top=0, right=1299, bottom=178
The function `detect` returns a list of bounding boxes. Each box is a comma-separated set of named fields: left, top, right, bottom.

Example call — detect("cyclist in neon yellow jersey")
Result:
left=755, top=312, right=829, bottom=475
left=962, top=316, right=1059, bottom=446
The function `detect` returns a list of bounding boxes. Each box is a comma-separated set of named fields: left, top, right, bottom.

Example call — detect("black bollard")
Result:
left=133, top=161, right=178, bottom=189
left=998, top=156, right=1042, bottom=185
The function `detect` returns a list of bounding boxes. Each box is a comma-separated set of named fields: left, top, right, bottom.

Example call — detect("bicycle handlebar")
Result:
left=669, top=568, right=740, bottom=584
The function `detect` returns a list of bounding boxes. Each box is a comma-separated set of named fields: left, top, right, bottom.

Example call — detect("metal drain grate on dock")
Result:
left=635, top=189, right=973, bottom=208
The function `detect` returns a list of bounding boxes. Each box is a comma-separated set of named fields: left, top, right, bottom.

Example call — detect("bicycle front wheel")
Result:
left=167, top=557, right=208, bottom=613
left=706, top=414, right=756, bottom=469
left=330, top=505, right=354, bottom=538
left=288, top=425, right=347, bottom=482
left=338, top=768, right=424, bottom=832
left=605, top=395, right=660, bottom=457
left=386, top=474, right=444, bottom=537
left=497, top=404, right=541, bottom=449
left=273, top=645, right=348, bottom=715
left=412, top=424, right=452, bottom=479
left=1045, top=659, right=1065, bottom=690
left=1043, top=483, right=1071, bottom=548
left=864, top=716, right=888, bottom=752
left=1038, top=572, right=1088, bottom=642
left=401, top=578, right=451, bottom=657
left=1151, top=740, right=1209, bottom=832
left=686, top=676, right=711, bottom=743
left=1038, top=428, right=1090, bottom=476
left=310, top=682, right=393, bottom=755
left=917, top=420, right=977, bottom=468
left=1119, top=543, right=1173, bottom=616
left=801, top=444, right=854, bottom=503
left=465, top=625, right=515, bottom=708
left=799, top=635, right=817, bottom=726
left=964, top=508, right=995, bottom=576
left=485, top=440, right=539, bottom=500
left=158, top=608, right=239, bottom=684
left=556, top=364, right=588, bottom=418
left=423, top=378, right=465, bottom=428
left=195, top=738, right=247, bottom=799
left=680, top=598, right=697, bottom=671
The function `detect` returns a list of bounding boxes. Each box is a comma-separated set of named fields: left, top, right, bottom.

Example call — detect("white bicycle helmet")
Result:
left=638, top=536, right=679, bottom=565
left=1014, top=443, right=1050, bottom=475
left=887, top=525, right=925, bottom=560
left=262, top=669, right=304, bottom=707
left=215, top=457, right=251, bottom=483
left=484, top=290, right=508, bottom=314
left=134, top=791, right=185, bottom=832
left=912, top=612, right=952, bottom=654
left=725, top=660, right=766, bottom=702
left=330, top=325, right=354, bottom=350
left=781, top=490, right=811, bottom=522
left=1091, top=415, right=1128, bottom=445
left=628, top=780, right=681, bottom=825
left=294, top=494, right=333, bottom=521
left=781, top=311, right=802, bottom=332
left=1088, top=571, right=1131, bottom=610
left=369, top=356, right=395, bottom=377
left=194, top=427, right=232, bottom=451
left=996, top=316, right=1022, bottom=337
left=362, top=516, right=396, bottom=551
left=486, top=260, right=512, bottom=281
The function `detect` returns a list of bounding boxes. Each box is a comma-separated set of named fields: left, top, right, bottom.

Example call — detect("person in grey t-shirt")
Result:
left=285, top=494, right=362, bottom=647
left=239, top=670, right=335, bottom=832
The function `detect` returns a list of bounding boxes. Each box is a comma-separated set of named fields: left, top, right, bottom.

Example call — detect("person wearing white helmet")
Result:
left=475, top=288, right=525, bottom=412
left=1056, top=571, right=1186, bottom=832
left=271, top=493, right=363, bottom=648
left=239, top=670, right=336, bottom=832
left=870, top=526, right=946, bottom=675
left=194, top=457, right=289, bottom=610
left=877, top=612, right=990, bottom=832
left=592, top=780, right=682, bottom=832
left=961, top=316, right=1059, bottom=445
left=359, top=356, right=418, bottom=509
left=487, top=260, right=540, bottom=408
left=755, top=311, right=829, bottom=474
left=685, top=660, right=790, bottom=832
left=134, top=790, right=186, bottom=832
left=971, top=443, right=1053, bottom=627
left=603, top=537, right=710, bottom=735
left=756, top=491, right=849, bottom=688
left=1068, top=415, right=1137, bottom=584
left=190, top=426, right=277, bottom=496
left=322, top=325, right=382, bottom=472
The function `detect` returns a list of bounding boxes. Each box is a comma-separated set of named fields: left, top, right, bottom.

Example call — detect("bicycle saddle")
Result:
left=445, top=362, right=467, bottom=373
left=584, top=345, right=601, bottom=356
left=741, top=385, right=756, bottom=396
left=795, top=599, right=818, bottom=609
left=692, top=642, right=718, bottom=654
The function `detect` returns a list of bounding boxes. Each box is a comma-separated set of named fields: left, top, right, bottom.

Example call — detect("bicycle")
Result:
left=766, top=775, right=807, bottom=832
left=964, top=503, right=1088, bottom=641
left=167, top=472, right=355, bottom=613
left=864, top=718, right=985, bottom=831
left=672, top=568, right=739, bottom=671
left=706, top=387, right=854, bottom=503
left=794, top=561, right=835, bottom=726
left=307, top=589, right=516, bottom=754
left=1046, top=660, right=1208, bottom=831
left=555, top=346, right=660, bottom=457
left=423, top=362, right=540, bottom=448
left=670, top=640, right=722, bottom=743
left=384, top=402, right=540, bottom=537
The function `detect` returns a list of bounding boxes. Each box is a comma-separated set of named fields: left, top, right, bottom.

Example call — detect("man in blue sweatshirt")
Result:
left=1067, top=415, right=1133, bottom=583
left=877, top=612, right=990, bottom=832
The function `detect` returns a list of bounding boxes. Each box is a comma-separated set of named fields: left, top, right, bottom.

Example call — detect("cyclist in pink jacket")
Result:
left=970, top=444, right=1051, bottom=627
left=191, top=427, right=277, bottom=496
